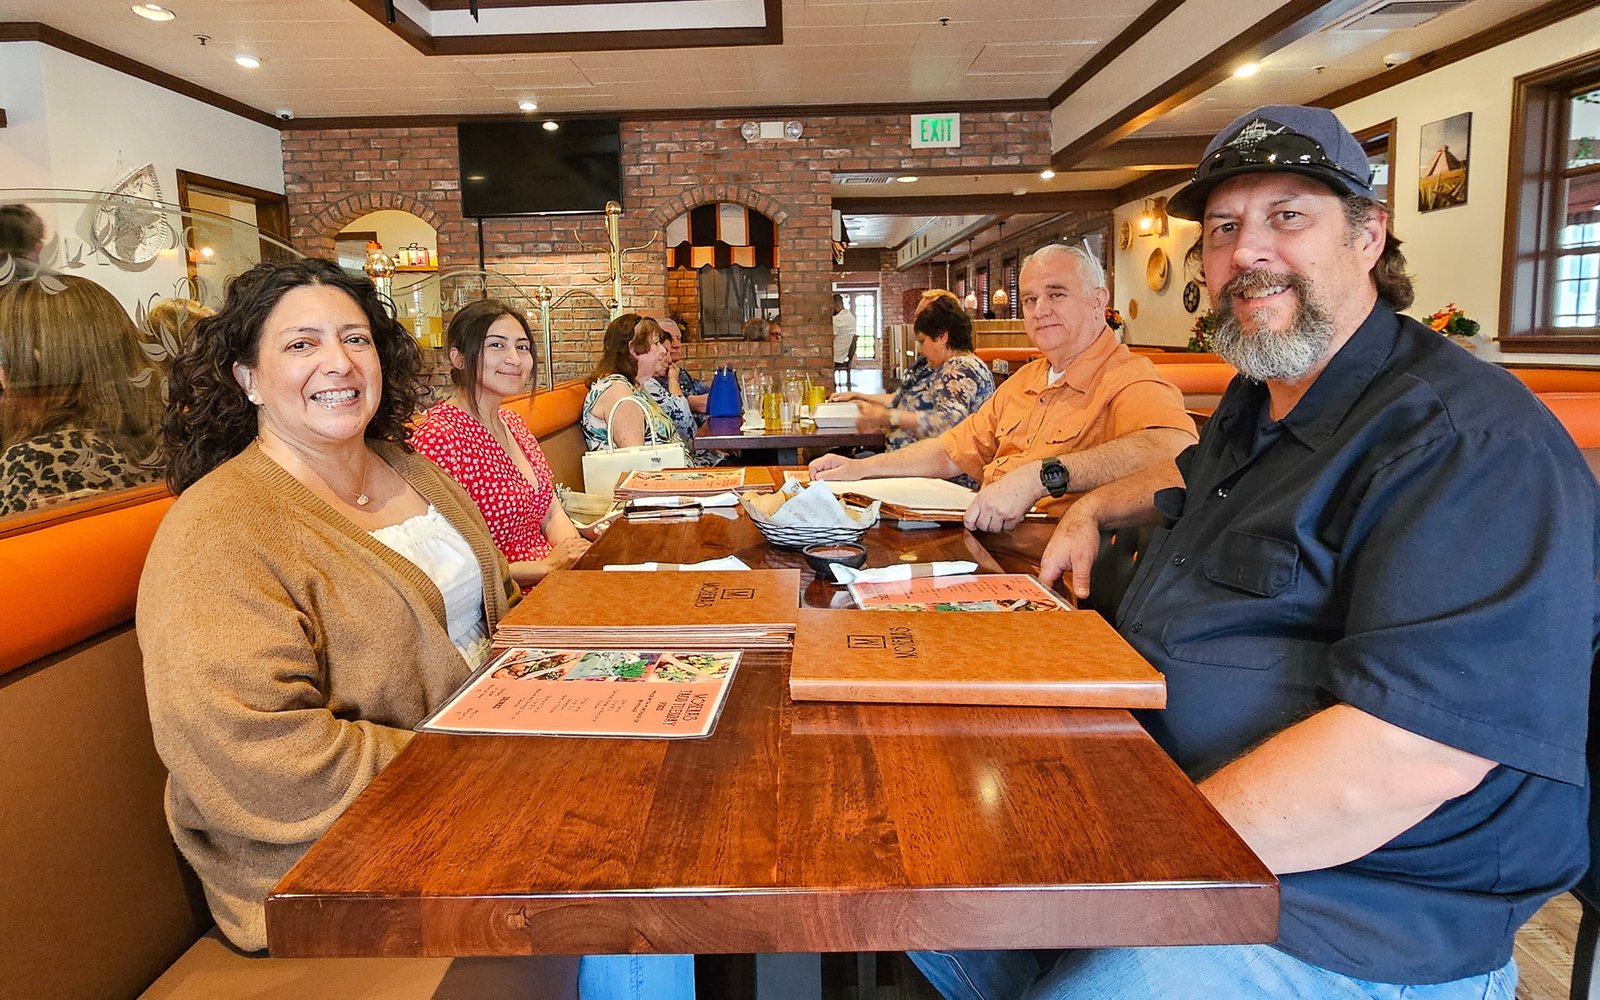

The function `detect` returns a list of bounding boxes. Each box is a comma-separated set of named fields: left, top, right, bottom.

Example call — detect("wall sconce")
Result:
left=1137, top=196, right=1168, bottom=238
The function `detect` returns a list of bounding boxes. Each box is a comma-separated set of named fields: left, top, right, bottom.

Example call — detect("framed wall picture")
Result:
left=1418, top=112, right=1471, bottom=213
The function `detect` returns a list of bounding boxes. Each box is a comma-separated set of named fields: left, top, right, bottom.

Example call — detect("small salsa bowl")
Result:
left=801, top=542, right=868, bottom=577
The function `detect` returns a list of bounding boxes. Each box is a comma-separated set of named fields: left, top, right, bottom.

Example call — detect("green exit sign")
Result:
left=910, top=113, right=961, bottom=149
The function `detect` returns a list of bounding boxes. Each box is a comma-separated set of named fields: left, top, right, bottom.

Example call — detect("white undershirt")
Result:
left=370, top=506, right=490, bottom=667
left=1046, top=367, right=1067, bottom=386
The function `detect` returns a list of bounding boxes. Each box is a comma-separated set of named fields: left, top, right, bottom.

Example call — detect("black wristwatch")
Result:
left=1040, top=456, right=1070, bottom=498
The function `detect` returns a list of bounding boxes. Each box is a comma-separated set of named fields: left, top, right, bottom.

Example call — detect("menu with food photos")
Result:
left=848, top=573, right=1070, bottom=612
left=419, top=647, right=740, bottom=739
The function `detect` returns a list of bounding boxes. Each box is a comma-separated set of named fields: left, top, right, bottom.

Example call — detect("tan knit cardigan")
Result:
left=138, top=441, right=518, bottom=952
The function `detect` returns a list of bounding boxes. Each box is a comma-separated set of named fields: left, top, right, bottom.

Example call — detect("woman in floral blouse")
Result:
left=834, top=294, right=994, bottom=478
left=412, top=300, right=591, bottom=588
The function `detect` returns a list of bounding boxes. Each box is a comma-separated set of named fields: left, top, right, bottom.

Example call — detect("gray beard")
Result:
left=1213, top=271, right=1335, bottom=382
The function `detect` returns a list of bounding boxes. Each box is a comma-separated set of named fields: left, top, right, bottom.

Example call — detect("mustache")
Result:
left=1216, top=270, right=1311, bottom=312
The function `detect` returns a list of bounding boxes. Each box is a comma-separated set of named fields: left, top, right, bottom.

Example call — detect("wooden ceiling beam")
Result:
left=833, top=192, right=1118, bottom=216
left=1074, top=135, right=1211, bottom=171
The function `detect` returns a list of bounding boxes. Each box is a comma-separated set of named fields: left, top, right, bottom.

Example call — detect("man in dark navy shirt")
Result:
left=913, top=106, right=1599, bottom=1000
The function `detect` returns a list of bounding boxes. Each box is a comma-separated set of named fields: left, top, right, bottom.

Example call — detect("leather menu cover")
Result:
left=789, top=608, right=1166, bottom=708
left=500, top=569, right=802, bottom=629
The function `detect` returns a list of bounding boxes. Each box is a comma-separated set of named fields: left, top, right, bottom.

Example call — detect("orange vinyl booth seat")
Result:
left=974, top=346, right=1042, bottom=368
left=0, top=379, right=593, bottom=1000
left=1128, top=350, right=1224, bottom=364
left=1539, top=391, right=1600, bottom=447
left=1509, top=368, right=1600, bottom=394
left=1151, top=361, right=1238, bottom=414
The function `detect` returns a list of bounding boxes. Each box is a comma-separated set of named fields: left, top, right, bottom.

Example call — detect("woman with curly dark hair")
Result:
left=135, top=258, right=530, bottom=956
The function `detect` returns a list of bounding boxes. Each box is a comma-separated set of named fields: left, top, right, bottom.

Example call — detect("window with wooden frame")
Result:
left=1503, top=51, right=1600, bottom=351
left=1353, top=119, right=1395, bottom=218
left=976, top=265, right=990, bottom=316
left=1003, top=256, right=1019, bottom=319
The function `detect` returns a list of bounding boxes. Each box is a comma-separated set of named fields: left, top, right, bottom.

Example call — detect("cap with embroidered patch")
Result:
left=1167, top=104, right=1376, bottom=220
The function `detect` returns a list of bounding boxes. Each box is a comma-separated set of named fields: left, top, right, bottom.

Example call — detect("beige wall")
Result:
left=1110, top=7, right=1600, bottom=361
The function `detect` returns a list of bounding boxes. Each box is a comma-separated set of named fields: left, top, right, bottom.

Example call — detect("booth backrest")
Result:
left=974, top=347, right=1042, bottom=367
left=1510, top=368, right=1600, bottom=393
left=2, top=626, right=213, bottom=1000
left=1539, top=392, right=1600, bottom=449
left=1151, top=361, right=1237, bottom=414
left=1129, top=351, right=1224, bottom=364
left=507, top=378, right=589, bottom=490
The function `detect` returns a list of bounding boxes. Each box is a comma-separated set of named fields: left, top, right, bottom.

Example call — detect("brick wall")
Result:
left=282, top=109, right=1052, bottom=388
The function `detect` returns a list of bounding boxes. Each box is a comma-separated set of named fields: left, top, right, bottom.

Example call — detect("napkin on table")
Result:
left=602, top=556, right=752, bottom=572
left=828, top=560, right=978, bottom=585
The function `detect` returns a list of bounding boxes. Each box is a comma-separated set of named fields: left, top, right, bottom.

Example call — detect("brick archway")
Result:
left=295, top=193, right=449, bottom=260
left=646, top=185, right=791, bottom=231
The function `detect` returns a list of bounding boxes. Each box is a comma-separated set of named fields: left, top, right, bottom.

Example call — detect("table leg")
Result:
left=755, top=953, right=822, bottom=1000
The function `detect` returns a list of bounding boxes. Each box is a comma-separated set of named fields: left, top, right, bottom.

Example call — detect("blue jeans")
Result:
left=578, top=954, right=695, bottom=999
left=908, top=946, right=1516, bottom=1000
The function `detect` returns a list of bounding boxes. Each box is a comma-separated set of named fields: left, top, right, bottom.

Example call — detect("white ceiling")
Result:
left=0, top=0, right=1558, bottom=254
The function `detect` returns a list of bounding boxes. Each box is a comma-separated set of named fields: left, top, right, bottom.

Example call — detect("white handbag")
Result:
left=581, top=394, right=689, bottom=496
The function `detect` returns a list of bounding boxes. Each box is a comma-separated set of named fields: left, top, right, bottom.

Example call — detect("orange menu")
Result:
left=789, top=609, right=1165, bottom=708
left=419, top=647, right=740, bottom=738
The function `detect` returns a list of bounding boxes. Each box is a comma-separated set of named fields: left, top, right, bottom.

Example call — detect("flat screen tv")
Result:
left=457, top=119, right=622, bottom=218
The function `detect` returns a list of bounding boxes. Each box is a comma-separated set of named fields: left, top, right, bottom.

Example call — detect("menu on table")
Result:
left=848, top=573, right=1070, bottom=612
left=789, top=609, right=1166, bottom=708
left=615, top=467, right=772, bottom=500
left=419, top=647, right=740, bottom=738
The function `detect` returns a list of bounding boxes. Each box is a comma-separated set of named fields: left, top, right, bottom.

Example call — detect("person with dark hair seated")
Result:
left=832, top=295, right=994, bottom=482
left=139, top=259, right=691, bottom=998
left=0, top=203, right=46, bottom=279
left=412, top=298, right=591, bottom=590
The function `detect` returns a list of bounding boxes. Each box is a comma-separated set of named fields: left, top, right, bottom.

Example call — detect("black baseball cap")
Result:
left=1167, top=104, right=1376, bottom=221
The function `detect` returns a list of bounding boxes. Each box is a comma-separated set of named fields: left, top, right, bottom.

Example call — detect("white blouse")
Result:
left=370, top=506, right=490, bottom=667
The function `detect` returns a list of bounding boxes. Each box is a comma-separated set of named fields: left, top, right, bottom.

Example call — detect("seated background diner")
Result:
left=831, top=293, right=994, bottom=485
left=145, top=296, right=216, bottom=359
left=659, top=314, right=709, bottom=416
left=137, top=258, right=691, bottom=998
left=0, top=202, right=46, bottom=283
left=812, top=244, right=1196, bottom=534
left=0, top=274, right=163, bottom=513
left=741, top=315, right=770, bottom=342
left=411, top=299, right=591, bottom=590
left=582, top=312, right=697, bottom=464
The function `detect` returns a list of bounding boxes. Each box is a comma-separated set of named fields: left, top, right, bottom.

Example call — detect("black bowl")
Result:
left=801, top=542, right=869, bottom=578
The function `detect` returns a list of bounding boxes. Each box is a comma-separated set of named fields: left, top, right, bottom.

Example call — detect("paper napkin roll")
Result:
left=829, top=560, right=979, bottom=584
left=603, top=556, right=752, bottom=572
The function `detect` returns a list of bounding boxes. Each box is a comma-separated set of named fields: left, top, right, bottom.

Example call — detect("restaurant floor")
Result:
left=774, top=896, right=1580, bottom=998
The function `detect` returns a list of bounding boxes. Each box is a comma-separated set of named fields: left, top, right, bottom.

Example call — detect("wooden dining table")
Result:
left=696, top=416, right=885, bottom=465
left=265, top=478, right=1278, bottom=983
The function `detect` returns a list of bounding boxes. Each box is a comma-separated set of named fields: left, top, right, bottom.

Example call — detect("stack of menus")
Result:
left=848, top=573, right=1070, bottom=612
left=493, top=569, right=803, bottom=650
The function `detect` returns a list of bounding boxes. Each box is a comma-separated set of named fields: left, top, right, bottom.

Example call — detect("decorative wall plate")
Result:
left=1145, top=247, right=1169, bottom=292
left=1182, top=280, right=1202, bottom=313
left=1118, top=220, right=1132, bottom=250
left=92, top=163, right=177, bottom=266
left=1127, top=298, right=1139, bottom=320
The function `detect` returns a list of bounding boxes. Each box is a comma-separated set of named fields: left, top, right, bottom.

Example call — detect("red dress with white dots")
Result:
left=411, top=401, right=556, bottom=564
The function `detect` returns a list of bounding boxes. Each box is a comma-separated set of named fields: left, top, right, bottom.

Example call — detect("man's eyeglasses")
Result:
left=1197, top=131, right=1373, bottom=190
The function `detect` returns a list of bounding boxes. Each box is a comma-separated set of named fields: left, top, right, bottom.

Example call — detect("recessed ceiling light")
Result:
left=1039, top=169, right=1056, bottom=180
left=1233, top=62, right=1260, bottom=79
left=1012, top=187, right=1028, bottom=196
left=234, top=54, right=261, bottom=69
left=518, top=100, right=538, bottom=112
left=131, top=4, right=176, bottom=21
left=542, top=120, right=560, bottom=132
left=895, top=175, right=918, bottom=183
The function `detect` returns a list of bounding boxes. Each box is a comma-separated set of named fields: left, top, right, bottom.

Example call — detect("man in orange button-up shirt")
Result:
left=811, top=244, right=1196, bottom=529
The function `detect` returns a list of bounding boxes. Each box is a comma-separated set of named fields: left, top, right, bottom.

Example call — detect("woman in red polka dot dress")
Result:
left=413, top=301, right=591, bottom=590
